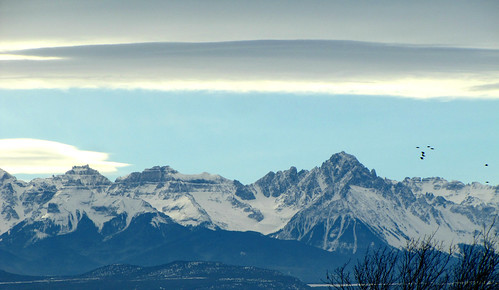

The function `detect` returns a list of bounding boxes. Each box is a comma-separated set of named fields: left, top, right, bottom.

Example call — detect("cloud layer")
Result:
left=1, top=40, right=499, bottom=99
left=0, top=139, right=129, bottom=174
left=1, top=1, right=498, bottom=50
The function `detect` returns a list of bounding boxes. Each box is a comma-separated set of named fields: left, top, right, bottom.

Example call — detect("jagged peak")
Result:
left=321, top=152, right=366, bottom=173
left=255, top=152, right=371, bottom=192
left=0, top=168, right=15, bottom=182
left=256, top=166, right=300, bottom=183
left=326, top=151, right=360, bottom=164
left=316, top=152, right=382, bottom=189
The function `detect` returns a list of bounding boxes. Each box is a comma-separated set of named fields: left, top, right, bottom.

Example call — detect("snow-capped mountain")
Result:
left=268, top=153, right=498, bottom=252
left=1, top=152, right=498, bottom=257
left=0, top=165, right=171, bottom=243
left=402, top=176, right=499, bottom=205
left=106, top=165, right=298, bottom=235
left=0, top=168, right=27, bottom=234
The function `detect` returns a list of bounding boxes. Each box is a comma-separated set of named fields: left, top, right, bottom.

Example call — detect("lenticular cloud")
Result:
left=0, top=138, right=129, bottom=174
left=1, top=40, right=499, bottom=99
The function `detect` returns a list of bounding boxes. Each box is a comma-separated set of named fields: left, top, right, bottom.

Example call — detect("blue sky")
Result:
left=1, top=89, right=497, bottom=185
left=0, top=1, right=498, bottom=185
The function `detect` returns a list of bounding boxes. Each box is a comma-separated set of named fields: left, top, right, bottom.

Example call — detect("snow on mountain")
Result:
left=0, top=169, right=27, bottom=234
left=107, top=166, right=292, bottom=234
left=275, top=183, right=479, bottom=252
left=402, top=177, right=499, bottom=205
left=0, top=165, right=170, bottom=242
left=270, top=152, right=497, bottom=252
left=1, top=152, right=497, bottom=254
left=104, top=152, right=497, bottom=253
left=108, top=166, right=217, bottom=228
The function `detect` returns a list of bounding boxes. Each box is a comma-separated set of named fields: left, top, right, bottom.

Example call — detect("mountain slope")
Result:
left=269, top=153, right=497, bottom=251
left=0, top=166, right=171, bottom=246
left=0, top=169, right=27, bottom=234
left=107, top=165, right=288, bottom=234
left=0, top=152, right=498, bottom=280
left=0, top=211, right=352, bottom=282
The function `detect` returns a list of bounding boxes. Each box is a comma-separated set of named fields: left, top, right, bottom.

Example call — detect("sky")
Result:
left=0, top=0, right=498, bottom=185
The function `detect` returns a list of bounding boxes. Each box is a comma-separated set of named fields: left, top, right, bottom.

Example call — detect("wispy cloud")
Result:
left=0, top=54, right=64, bottom=61
left=0, top=139, right=129, bottom=174
left=1, top=40, right=498, bottom=99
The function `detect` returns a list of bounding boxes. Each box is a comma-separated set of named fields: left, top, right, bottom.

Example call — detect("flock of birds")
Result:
left=416, top=145, right=435, bottom=160
left=416, top=145, right=491, bottom=184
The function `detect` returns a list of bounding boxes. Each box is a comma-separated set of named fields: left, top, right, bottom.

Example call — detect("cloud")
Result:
left=0, top=54, right=64, bottom=61
left=470, top=83, right=499, bottom=92
left=1, top=40, right=499, bottom=99
left=1, top=1, right=498, bottom=50
left=0, top=139, right=129, bottom=174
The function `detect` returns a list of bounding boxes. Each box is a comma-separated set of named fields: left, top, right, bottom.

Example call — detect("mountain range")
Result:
left=0, top=152, right=497, bottom=282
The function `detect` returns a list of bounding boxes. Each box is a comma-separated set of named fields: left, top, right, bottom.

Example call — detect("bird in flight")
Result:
left=484, top=164, right=490, bottom=184
left=416, top=145, right=434, bottom=160
left=417, top=147, right=429, bottom=160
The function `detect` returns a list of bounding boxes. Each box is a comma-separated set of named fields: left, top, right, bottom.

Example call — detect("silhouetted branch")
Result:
left=327, top=223, right=499, bottom=290
left=451, top=219, right=499, bottom=290
left=326, top=260, right=352, bottom=290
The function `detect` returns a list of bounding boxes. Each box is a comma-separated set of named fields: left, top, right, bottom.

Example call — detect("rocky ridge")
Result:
left=1, top=152, right=497, bottom=254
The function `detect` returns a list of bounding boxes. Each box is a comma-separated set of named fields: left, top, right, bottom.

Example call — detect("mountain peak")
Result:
left=328, top=151, right=359, bottom=163
left=59, top=165, right=112, bottom=187
left=0, top=168, right=16, bottom=183
left=65, top=165, right=101, bottom=176
left=319, top=151, right=378, bottom=188
left=322, top=151, right=364, bottom=172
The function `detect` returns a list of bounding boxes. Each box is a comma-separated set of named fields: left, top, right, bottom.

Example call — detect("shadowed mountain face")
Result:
left=0, top=152, right=497, bottom=282
left=0, top=211, right=350, bottom=282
